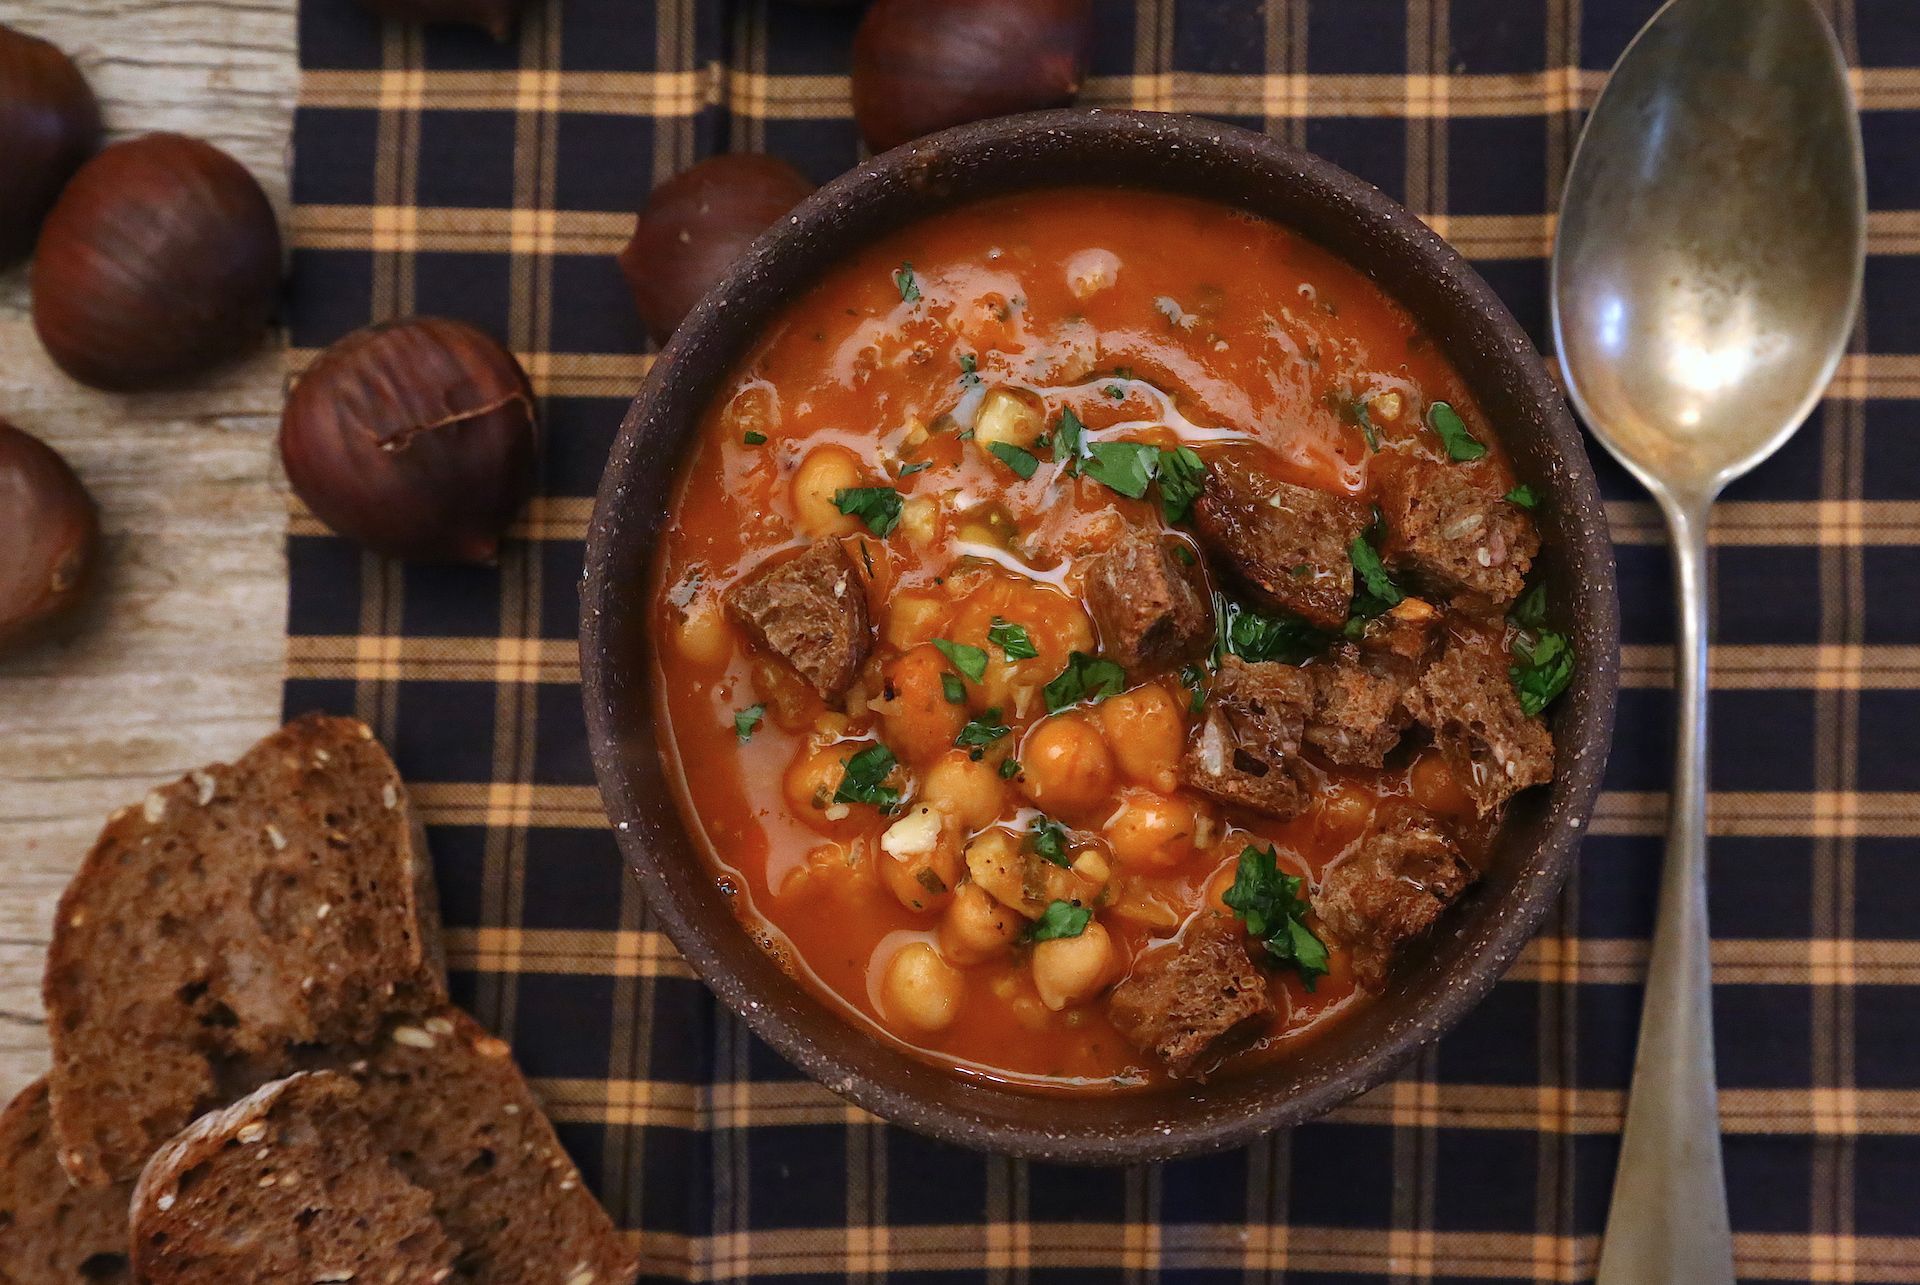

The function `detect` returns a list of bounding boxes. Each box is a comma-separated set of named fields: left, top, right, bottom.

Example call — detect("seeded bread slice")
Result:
left=130, top=1071, right=456, bottom=1283
left=0, top=1078, right=134, bottom=1285
left=43, top=714, right=449, bottom=1186
left=335, top=1008, right=637, bottom=1285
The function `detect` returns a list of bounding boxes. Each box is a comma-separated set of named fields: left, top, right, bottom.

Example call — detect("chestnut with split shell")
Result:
left=852, top=0, right=1093, bottom=154
left=0, top=22, right=100, bottom=267
left=280, top=317, right=540, bottom=565
left=0, top=421, right=99, bottom=656
left=32, top=133, right=282, bottom=392
left=618, top=154, right=817, bottom=346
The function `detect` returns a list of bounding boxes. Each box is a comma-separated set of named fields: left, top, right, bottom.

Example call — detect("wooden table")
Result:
left=0, top=0, right=297, bottom=1101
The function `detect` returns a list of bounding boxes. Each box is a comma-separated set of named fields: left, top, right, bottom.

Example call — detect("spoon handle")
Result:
left=1596, top=497, right=1734, bottom=1285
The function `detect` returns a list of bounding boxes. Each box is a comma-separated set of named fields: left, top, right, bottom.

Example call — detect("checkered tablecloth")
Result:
left=282, top=1, right=1920, bottom=1280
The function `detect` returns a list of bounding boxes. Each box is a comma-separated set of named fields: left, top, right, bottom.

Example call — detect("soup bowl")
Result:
left=581, top=108, right=1619, bottom=1163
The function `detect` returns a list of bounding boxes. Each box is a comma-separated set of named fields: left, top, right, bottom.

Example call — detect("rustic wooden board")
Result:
left=0, top=0, right=298, bottom=1100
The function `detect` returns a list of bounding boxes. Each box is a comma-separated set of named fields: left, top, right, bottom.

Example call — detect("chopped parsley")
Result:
left=988, top=617, right=1039, bottom=660
left=1179, top=662, right=1208, bottom=713
left=999, top=757, right=1022, bottom=780
left=1155, top=446, right=1207, bottom=523
left=894, top=262, right=920, bottom=303
left=1103, top=383, right=1126, bottom=400
left=1510, top=581, right=1550, bottom=631
left=1214, top=592, right=1326, bottom=666
left=897, top=459, right=931, bottom=478
left=742, top=430, right=767, bottom=445
left=1029, top=899, right=1092, bottom=941
left=1051, top=408, right=1088, bottom=473
left=1505, top=483, right=1539, bottom=509
left=733, top=704, right=764, bottom=742
left=832, top=486, right=902, bottom=537
left=1428, top=401, right=1487, bottom=462
left=1347, top=534, right=1403, bottom=618
left=1507, top=583, right=1574, bottom=716
left=1027, top=815, right=1071, bottom=866
left=940, top=672, right=966, bottom=704
left=1221, top=844, right=1329, bottom=988
left=987, top=441, right=1040, bottom=479
left=832, top=744, right=900, bottom=812
left=1042, top=651, right=1128, bottom=712
left=932, top=637, right=988, bottom=682
left=955, top=708, right=1011, bottom=760
left=1081, top=440, right=1160, bottom=499
left=958, top=352, right=982, bottom=391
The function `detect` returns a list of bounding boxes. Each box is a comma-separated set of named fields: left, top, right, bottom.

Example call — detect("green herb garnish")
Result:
left=988, top=617, right=1038, bottom=660
left=894, top=262, right=920, bottom=302
left=1428, top=401, right=1487, bottom=462
left=1052, top=408, right=1088, bottom=474
left=932, top=637, right=988, bottom=682
left=832, top=486, right=902, bottom=536
left=832, top=744, right=900, bottom=812
left=742, top=430, right=767, bottom=445
left=987, top=441, right=1040, bottom=479
left=1213, top=593, right=1326, bottom=666
left=1103, top=384, right=1125, bottom=400
left=1042, top=651, right=1128, bottom=712
left=1029, top=899, right=1092, bottom=941
left=1179, top=662, right=1208, bottom=713
left=1081, top=440, right=1160, bottom=500
left=1511, top=630, right=1575, bottom=717
left=733, top=704, right=764, bottom=742
left=1221, top=844, right=1329, bottom=988
left=1347, top=534, right=1403, bottom=618
left=1504, top=483, right=1538, bottom=509
left=1155, top=446, right=1207, bottom=523
left=940, top=672, right=966, bottom=704
left=897, top=459, right=931, bottom=478
left=955, top=708, right=1011, bottom=760
left=1510, top=582, right=1550, bottom=631
left=999, top=757, right=1022, bottom=780
left=958, top=352, right=982, bottom=391
left=1027, top=815, right=1071, bottom=866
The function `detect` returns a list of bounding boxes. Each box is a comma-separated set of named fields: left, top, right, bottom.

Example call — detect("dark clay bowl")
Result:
left=582, top=108, right=1619, bottom=1164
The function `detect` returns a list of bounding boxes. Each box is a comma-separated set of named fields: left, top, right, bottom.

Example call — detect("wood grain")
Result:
left=0, top=0, right=298, bottom=1101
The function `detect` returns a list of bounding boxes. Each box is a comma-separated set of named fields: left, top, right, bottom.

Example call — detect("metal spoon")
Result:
left=1550, top=0, right=1864, bottom=1280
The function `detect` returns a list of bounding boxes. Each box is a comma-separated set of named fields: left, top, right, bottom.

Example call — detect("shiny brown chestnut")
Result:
left=0, top=23, right=100, bottom=267
left=851, top=0, right=1092, bottom=154
left=618, top=154, right=816, bottom=346
left=354, top=0, right=528, bottom=41
left=0, top=420, right=100, bottom=656
left=280, top=317, right=539, bottom=564
left=32, top=133, right=282, bottom=392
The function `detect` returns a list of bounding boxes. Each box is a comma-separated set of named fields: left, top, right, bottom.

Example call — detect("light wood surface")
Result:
left=0, top=0, right=298, bottom=1101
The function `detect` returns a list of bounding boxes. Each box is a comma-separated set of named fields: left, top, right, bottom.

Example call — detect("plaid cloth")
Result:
left=283, top=1, right=1920, bottom=1280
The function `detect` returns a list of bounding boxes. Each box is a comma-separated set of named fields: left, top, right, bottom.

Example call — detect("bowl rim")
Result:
left=582, top=106, right=1620, bottom=1164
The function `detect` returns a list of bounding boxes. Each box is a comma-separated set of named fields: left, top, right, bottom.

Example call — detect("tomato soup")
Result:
left=647, top=187, right=1565, bottom=1090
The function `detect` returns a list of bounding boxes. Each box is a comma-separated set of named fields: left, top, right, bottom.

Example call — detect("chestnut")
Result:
left=0, top=23, right=100, bottom=267
left=354, top=0, right=529, bottom=41
left=617, top=153, right=816, bottom=345
left=0, top=420, right=99, bottom=656
left=280, top=317, right=539, bottom=564
left=852, top=0, right=1093, bottom=154
left=32, top=133, right=282, bottom=392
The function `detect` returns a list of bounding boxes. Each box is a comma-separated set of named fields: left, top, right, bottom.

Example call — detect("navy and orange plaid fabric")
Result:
left=283, top=1, right=1920, bottom=1280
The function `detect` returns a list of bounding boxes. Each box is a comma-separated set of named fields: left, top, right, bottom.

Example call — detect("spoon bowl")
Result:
left=1553, top=0, right=1864, bottom=501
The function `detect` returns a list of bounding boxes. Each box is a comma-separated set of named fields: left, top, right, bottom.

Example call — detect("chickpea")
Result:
left=1409, top=751, right=1473, bottom=816
left=1316, top=782, right=1374, bottom=840
left=922, top=750, right=1007, bottom=832
left=1104, top=789, right=1197, bottom=872
left=880, top=645, right=969, bottom=765
left=964, top=828, right=1037, bottom=917
left=791, top=444, right=864, bottom=536
left=885, top=592, right=945, bottom=650
left=673, top=594, right=732, bottom=667
left=1019, top=713, right=1116, bottom=815
left=971, top=387, right=1045, bottom=458
left=1098, top=684, right=1185, bottom=794
left=880, top=941, right=964, bottom=1032
left=939, top=882, right=1021, bottom=964
left=899, top=496, right=939, bottom=548
left=879, top=844, right=961, bottom=913
left=1031, top=920, right=1116, bottom=1011
left=783, top=744, right=852, bottom=826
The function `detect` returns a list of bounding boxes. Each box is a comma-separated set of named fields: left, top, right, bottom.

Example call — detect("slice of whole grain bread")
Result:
left=335, top=1008, right=638, bottom=1285
left=0, top=1078, right=134, bottom=1285
left=43, top=714, right=448, bottom=1186
left=130, top=1071, right=457, bottom=1283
